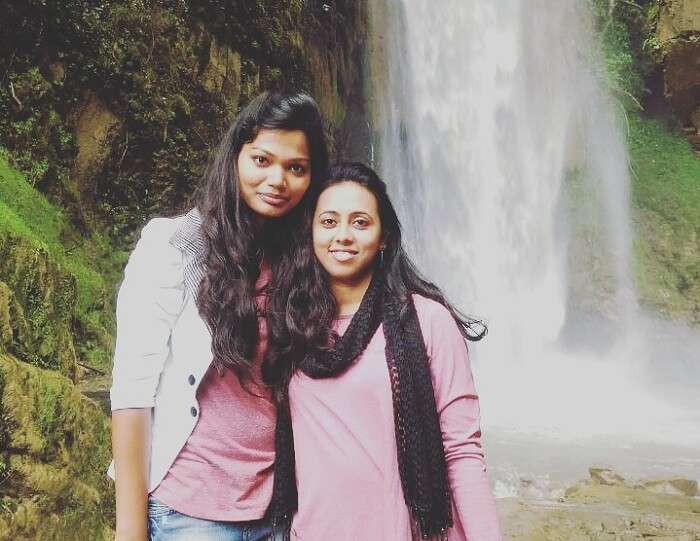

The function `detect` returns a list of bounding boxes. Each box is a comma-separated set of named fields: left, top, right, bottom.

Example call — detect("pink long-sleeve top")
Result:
left=288, top=295, right=503, bottom=540
left=151, top=268, right=275, bottom=521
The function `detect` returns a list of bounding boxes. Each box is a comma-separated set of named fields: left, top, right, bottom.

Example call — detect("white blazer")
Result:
left=108, top=209, right=216, bottom=492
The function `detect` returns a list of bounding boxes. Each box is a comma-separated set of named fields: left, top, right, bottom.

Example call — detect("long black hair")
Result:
left=265, top=161, right=485, bottom=387
left=196, top=91, right=328, bottom=381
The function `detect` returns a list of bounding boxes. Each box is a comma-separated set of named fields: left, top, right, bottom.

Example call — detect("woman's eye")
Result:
left=321, top=218, right=336, bottom=227
left=253, top=155, right=268, bottom=166
left=289, top=163, right=307, bottom=175
left=353, top=218, right=369, bottom=228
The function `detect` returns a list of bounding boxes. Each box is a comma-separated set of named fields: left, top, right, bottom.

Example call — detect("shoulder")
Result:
left=123, top=215, right=187, bottom=285
left=411, top=294, right=455, bottom=326
left=410, top=295, right=471, bottom=376
left=139, top=215, right=187, bottom=246
left=411, top=294, right=465, bottom=348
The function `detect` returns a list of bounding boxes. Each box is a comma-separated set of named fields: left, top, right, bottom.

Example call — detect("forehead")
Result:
left=316, top=182, right=379, bottom=215
left=246, top=128, right=310, bottom=158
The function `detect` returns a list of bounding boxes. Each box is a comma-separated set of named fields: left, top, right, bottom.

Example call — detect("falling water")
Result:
left=368, top=0, right=700, bottom=482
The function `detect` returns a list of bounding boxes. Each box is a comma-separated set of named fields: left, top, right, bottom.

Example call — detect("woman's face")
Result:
left=237, top=128, right=312, bottom=219
left=313, top=181, right=383, bottom=286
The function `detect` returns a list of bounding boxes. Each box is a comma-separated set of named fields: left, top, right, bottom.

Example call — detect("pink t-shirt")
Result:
left=152, top=269, right=275, bottom=521
left=288, top=295, right=503, bottom=540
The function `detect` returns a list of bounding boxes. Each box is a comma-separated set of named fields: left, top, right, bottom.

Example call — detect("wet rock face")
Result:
left=656, top=0, right=700, bottom=147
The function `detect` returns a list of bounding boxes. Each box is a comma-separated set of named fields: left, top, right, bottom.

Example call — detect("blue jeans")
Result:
left=148, top=497, right=277, bottom=541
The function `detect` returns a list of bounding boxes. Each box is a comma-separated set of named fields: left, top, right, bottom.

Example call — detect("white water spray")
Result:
left=368, top=0, right=700, bottom=450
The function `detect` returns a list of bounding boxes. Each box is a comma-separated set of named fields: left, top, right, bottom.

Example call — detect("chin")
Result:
left=252, top=204, right=291, bottom=219
left=325, top=266, right=371, bottom=285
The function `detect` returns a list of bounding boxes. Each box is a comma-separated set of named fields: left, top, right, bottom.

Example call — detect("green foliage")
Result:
left=590, top=1, right=700, bottom=321
left=0, top=152, right=121, bottom=372
left=590, top=0, right=659, bottom=110
left=0, top=231, right=77, bottom=374
left=628, top=113, right=700, bottom=321
left=0, top=0, right=358, bottom=237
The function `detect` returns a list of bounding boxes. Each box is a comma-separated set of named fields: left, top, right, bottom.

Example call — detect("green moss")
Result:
left=628, top=113, right=700, bottom=321
left=0, top=354, right=113, bottom=540
left=0, top=152, right=121, bottom=373
left=0, top=231, right=77, bottom=376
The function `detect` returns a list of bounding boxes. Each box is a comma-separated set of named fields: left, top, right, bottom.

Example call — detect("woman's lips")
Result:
left=258, top=192, right=289, bottom=206
left=329, top=249, right=357, bottom=262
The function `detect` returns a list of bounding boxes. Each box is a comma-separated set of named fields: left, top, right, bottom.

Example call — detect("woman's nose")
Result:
left=334, top=223, right=354, bottom=243
left=266, top=165, right=286, bottom=189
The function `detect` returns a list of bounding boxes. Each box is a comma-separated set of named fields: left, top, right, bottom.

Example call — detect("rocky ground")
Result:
left=497, top=466, right=700, bottom=540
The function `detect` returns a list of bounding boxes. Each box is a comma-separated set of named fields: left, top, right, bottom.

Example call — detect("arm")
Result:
left=422, top=301, right=503, bottom=540
left=112, top=409, right=151, bottom=541
left=109, top=219, right=185, bottom=540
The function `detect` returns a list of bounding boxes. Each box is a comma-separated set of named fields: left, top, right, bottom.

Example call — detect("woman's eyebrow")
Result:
left=249, top=146, right=273, bottom=155
left=249, top=146, right=310, bottom=162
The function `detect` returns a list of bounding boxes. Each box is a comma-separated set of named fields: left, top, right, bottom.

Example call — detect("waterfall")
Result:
left=368, top=0, right=700, bottom=447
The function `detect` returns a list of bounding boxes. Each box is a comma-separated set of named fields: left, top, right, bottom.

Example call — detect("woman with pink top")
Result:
left=266, top=162, right=503, bottom=540
left=109, top=91, right=328, bottom=541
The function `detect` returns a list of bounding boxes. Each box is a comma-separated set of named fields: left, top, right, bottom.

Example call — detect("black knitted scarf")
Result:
left=268, top=272, right=453, bottom=540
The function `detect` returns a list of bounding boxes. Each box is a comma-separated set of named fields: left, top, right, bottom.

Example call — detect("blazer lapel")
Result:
left=170, top=207, right=206, bottom=302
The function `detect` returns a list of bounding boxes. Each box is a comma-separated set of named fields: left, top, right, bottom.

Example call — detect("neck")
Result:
left=330, top=271, right=374, bottom=316
left=251, top=212, right=266, bottom=231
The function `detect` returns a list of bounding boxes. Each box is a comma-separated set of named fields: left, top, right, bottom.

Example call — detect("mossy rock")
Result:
left=0, top=354, right=113, bottom=540
left=0, top=151, right=119, bottom=374
left=0, top=231, right=77, bottom=379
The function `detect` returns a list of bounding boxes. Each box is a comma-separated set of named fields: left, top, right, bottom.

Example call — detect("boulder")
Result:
left=589, top=465, right=625, bottom=486
left=641, top=477, right=698, bottom=497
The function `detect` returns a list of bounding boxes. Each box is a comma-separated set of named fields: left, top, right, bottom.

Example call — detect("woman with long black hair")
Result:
left=266, top=162, right=503, bottom=540
left=109, top=91, right=328, bottom=541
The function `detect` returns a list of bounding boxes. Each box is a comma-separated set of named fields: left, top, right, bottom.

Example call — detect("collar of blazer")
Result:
left=170, top=207, right=206, bottom=302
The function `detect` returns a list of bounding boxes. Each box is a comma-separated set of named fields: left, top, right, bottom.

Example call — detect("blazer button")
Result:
left=190, top=406, right=198, bottom=417
left=188, top=374, right=195, bottom=385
